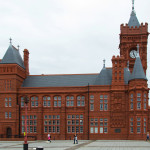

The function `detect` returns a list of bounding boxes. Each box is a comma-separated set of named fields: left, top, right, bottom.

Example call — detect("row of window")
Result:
left=130, top=117, right=146, bottom=133
left=90, top=118, right=108, bottom=134
left=22, top=115, right=37, bottom=133
left=90, top=95, right=108, bottom=111
left=5, top=112, right=12, bottom=118
left=21, top=96, right=86, bottom=107
left=130, top=93, right=147, bottom=110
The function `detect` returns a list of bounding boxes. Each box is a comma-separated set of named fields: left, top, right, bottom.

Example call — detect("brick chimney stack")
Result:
left=23, top=49, right=29, bottom=76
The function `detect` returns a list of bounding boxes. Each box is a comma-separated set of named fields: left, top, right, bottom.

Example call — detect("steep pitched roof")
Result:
left=129, top=51, right=147, bottom=81
left=94, top=68, right=112, bottom=85
left=124, top=68, right=131, bottom=84
left=0, top=44, right=25, bottom=69
left=22, top=66, right=131, bottom=88
left=128, top=11, right=140, bottom=28
left=22, top=74, right=98, bottom=87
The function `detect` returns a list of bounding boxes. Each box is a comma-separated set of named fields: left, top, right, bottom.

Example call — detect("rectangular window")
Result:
left=53, top=126, right=55, bottom=132
left=48, top=126, right=51, bottom=132
left=68, top=126, right=71, bottom=133
left=104, top=127, right=108, bottom=133
left=100, top=127, right=103, bottom=133
left=34, top=126, right=37, bottom=133
left=80, top=126, right=83, bottom=133
left=5, top=112, right=8, bottom=118
left=100, top=104, right=103, bottom=110
left=44, top=126, right=47, bottom=133
left=9, top=112, right=11, bottom=118
left=72, top=126, right=75, bottom=133
left=144, top=127, right=146, bottom=133
left=90, top=104, right=94, bottom=111
left=137, top=122, right=141, bottom=126
left=131, top=103, right=133, bottom=110
left=71, top=101, right=74, bottom=106
left=130, top=127, right=133, bottom=133
left=104, top=104, right=108, bottom=110
left=54, top=101, right=57, bottom=107
left=137, top=127, right=141, bottom=133
left=137, top=102, right=141, bottom=109
left=95, top=127, right=98, bottom=133
left=144, top=103, right=146, bottom=109
left=90, top=127, right=94, bottom=133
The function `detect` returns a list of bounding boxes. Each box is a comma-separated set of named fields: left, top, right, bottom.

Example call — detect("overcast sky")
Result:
left=0, top=0, right=150, bottom=77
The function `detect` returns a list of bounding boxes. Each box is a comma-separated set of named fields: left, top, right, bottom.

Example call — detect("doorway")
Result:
left=6, top=127, right=12, bottom=138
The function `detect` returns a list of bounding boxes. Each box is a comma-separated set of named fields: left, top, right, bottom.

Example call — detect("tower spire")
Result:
left=132, top=0, right=134, bottom=11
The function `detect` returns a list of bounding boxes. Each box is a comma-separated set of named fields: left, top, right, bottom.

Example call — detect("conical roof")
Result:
left=129, top=47, right=147, bottom=81
left=94, top=67, right=112, bottom=85
left=0, top=44, right=25, bottom=69
left=128, top=11, right=140, bottom=28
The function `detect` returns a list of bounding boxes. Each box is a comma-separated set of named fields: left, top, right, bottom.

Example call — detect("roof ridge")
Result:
left=30, top=73, right=99, bottom=76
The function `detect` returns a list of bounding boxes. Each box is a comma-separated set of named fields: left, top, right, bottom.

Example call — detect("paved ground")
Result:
left=0, top=140, right=150, bottom=150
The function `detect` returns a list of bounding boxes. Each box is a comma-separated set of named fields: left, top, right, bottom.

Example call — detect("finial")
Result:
left=127, top=61, right=129, bottom=68
left=127, top=61, right=130, bottom=71
left=103, top=59, right=106, bottom=68
left=132, top=0, right=134, bottom=11
left=17, top=45, right=20, bottom=50
left=136, top=44, right=140, bottom=57
left=9, top=38, right=12, bottom=44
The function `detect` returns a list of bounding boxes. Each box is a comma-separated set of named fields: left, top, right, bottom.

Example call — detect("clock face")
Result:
left=130, top=50, right=137, bottom=58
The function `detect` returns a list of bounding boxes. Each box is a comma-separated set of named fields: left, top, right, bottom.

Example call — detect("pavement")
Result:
left=0, top=140, right=150, bottom=150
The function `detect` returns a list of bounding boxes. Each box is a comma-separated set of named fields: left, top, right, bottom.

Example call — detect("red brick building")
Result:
left=0, top=3, right=149, bottom=140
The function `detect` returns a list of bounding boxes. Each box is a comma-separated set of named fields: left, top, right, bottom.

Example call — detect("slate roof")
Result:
left=128, top=10, right=140, bottom=28
left=94, top=68, right=112, bottom=85
left=0, top=44, right=25, bottom=69
left=124, top=68, right=131, bottom=84
left=22, top=74, right=98, bottom=87
left=129, top=53, right=147, bottom=81
left=22, top=67, right=132, bottom=87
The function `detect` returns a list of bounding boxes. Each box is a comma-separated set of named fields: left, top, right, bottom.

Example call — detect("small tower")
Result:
left=0, top=39, right=27, bottom=138
left=128, top=44, right=148, bottom=139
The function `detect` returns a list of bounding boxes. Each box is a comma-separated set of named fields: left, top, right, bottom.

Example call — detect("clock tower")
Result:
left=119, top=0, right=149, bottom=74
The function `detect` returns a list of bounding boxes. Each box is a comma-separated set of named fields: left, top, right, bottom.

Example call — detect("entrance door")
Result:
left=6, top=127, right=12, bottom=138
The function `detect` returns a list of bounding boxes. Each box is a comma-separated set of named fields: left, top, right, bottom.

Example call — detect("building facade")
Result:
left=0, top=3, right=149, bottom=140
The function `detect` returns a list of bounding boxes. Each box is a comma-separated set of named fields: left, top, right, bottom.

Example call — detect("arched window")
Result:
left=66, top=96, right=74, bottom=106
left=54, top=96, right=61, bottom=107
left=31, top=96, right=38, bottom=107
left=43, top=96, right=51, bottom=107
left=77, top=96, right=85, bottom=106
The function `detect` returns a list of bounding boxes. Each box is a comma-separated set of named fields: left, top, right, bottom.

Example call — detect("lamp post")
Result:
left=23, top=95, right=29, bottom=150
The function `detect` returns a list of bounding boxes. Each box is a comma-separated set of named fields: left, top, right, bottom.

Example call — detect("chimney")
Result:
left=23, top=49, right=29, bottom=76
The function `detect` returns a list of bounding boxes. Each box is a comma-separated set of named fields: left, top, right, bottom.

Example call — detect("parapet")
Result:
left=120, top=23, right=148, bottom=34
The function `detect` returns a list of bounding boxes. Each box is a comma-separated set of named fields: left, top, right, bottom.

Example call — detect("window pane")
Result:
left=100, top=127, right=103, bottom=133
left=95, top=127, right=98, bottom=133
left=100, top=104, right=103, bottom=110
left=90, top=127, right=94, bottom=133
